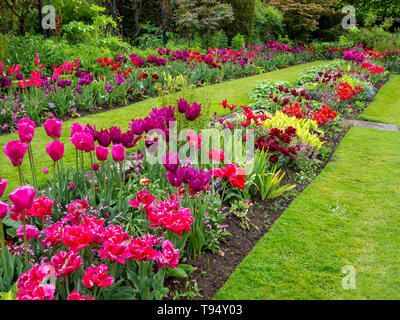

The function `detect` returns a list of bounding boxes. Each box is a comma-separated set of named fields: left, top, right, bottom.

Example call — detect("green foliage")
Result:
left=221, top=0, right=256, bottom=42
left=252, top=1, right=285, bottom=43
left=336, top=0, right=400, bottom=21
left=344, top=26, right=400, bottom=51
left=250, top=79, right=290, bottom=101
left=52, top=0, right=97, bottom=25
left=263, top=111, right=324, bottom=151
left=231, top=33, right=245, bottom=50
left=210, top=30, right=229, bottom=48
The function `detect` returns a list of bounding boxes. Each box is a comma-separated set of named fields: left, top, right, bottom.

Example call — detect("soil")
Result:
left=164, top=76, right=390, bottom=300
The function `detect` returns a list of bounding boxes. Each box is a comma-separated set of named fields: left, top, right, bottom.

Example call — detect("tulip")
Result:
left=70, top=122, right=85, bottom=136
left=0, top=177, right=7, bottom=198
left=44, top=118, right=62, bottom=140
left=111, top=144, right=126, bottom=163
left=207, top=148, right=225, bottom=162
left=96, top=129, right=111, bottom=147
left=18, top=119, right=38, bottom=188
left=18, top=118, right=36, bottom=143
left=92, top=163, right=100, bottom=171
left=3, top=140, right=27, bottom=167
left=43, top=167, right=49, bottom=174
left=70, top=132, right=95, bottom=153
left=69, top=182, right=75, bottom=191
left=177, top=98, right=189, bottom=114
left=46, top=141, right=64, bottom=162
left=162, top=152, right=180, bottom=172
left=9, top=185, right=37, bottom=267
left=109, top=126, right=121, bottom=144
left=96, top=146, right=109, bottom=162
left=16, top=224, right=39, bottom=241
left=185, top=102, right=202, bottom=121
left=0, top=201, right=10, bottom=277
left=130, top=119, right=145, bottom=136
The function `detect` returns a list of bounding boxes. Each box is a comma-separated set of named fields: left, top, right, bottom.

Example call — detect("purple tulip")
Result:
left=177, top=98, right=189, bottom=114
left=96, top=129, right=112, bottom=147
left=165, top=169, right=184, bottom=187
left=109, top=126, right=121, bottom=144
left=186, top=168, right=211, bottom=194
left=185, top=102, right=202, bottom=121
left=162, top=152, right=180, bottom=172
left=130, top=119, right=145, bottom=136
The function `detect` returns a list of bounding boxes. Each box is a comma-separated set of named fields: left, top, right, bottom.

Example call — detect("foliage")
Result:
left=221, top=0, right=256, bottom=42
left=210, top=31, right=229, bottom=49
left=250, top=80, right=290, bottom=102
left=262, top=111, right=324, bottom=151
left=252, top=1, right=285, bottom=44
left=231, top=33, right=245, bottom=50
left=269, top=0, right=338, bottom=41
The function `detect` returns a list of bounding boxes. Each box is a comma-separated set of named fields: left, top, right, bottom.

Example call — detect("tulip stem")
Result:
left=27, top=143, right=38, bottom=189
left=81, top=151, right=86, bottom=190
left=22, top=211, right=28, bottom=270
left=53, top=161, right=57, bottom=200
left=0, top=220, right=8, bottom=278
left=90, top=152, right=96, bottom=204
left=17, top=166, right=25, bottom=186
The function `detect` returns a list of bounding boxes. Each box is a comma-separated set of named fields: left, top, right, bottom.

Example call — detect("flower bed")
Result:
left=0, top=43, right=390, bottom=300
left=0, top=42, right=334, bottom=134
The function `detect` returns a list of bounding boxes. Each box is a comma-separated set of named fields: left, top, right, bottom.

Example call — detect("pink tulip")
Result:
left=0, top=201, right=9, bottom=219
left=16, top=224, right=39, bottom=241
left=17, top=118, right=36, bottom=143
left=111, top=144, right=126, bottom=163
left=8, top=185, right=37, bottom=213
left=70, top=132, right=95, bottom=153
left=44, top=118, right=62, bottom=139
left=43, top=167, right=49, bottom=174
left=95, top=146, right=109, bottom=162
left=207, top=148, right=225, bottom=162
left=46, top=141, right=65, bottom=162
left=3, top=140, right=28, bottom=167
left=70, top=122, right=85, bottom=136
left=69, top=182, right=75, bottom=191
left=0, top=177, right=7, bottom=198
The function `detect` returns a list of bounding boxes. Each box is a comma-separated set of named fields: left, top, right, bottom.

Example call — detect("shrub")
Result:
left=252, top=1, right=285, bottom=44
left=221, top=0, right=256, bottom=42
left=231, top=33, right=245, bottom=50
left=210, top=31, right=229, bottom=49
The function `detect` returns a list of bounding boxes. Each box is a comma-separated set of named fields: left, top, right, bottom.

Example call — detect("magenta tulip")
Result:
left=3, top=140, right=28, bottom=167
left=92, top=163, right=100, bottom=171
left=0, top=177, right=7, bottom=198
left=0, top=201, right=9, bottom=219
left=69, top=182, right=75, bottom=191
left=17, top=118, right=36, bottom=143
left=70, top=131, right=95, bottom=153
left=70, top=122, right=85, bottom=136
left=44, top=118, right=62, bottom=139
left=43, top=166, right=49, bottom=174
left=8, top=185, right=37, bottom=213
left=46, top=141, right=65, bottom=162
left=16, top=224, right=39, bottom=241
left=96, top=145, right=109, bottom=162
left=111, top=144, right=126, bottom=163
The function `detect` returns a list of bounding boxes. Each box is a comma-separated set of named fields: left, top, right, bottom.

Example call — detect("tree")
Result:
left=174, top=0, right=234, bottom=46
left=269, top=0, right=337, bottom=40
left=1, top=0, right=39, bottom=35
left=221, top=0, right=256, bottom=42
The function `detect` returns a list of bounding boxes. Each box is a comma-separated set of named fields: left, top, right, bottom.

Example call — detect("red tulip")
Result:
left=46, top=141, right=64, bottom=162
left=3, top=140, right=27, bottom=167
left=44, top=118, right=62, bottom=139
left=17, top=118, right=36, bottom=143
left=70, top=132, right=95, bottom=153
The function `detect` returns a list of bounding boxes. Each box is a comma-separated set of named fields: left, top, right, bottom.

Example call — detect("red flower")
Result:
left=82, top=264, right=114, bottom=288
left=51, top=251, right=83, bottom=277
left=26, top=196, right=55, bottom=222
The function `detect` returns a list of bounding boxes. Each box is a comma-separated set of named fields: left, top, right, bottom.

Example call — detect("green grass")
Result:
left=215, top=127, right=400, bottom=300
left=0, top=61, right=329, bottom=197
left=358, top=74, right=400, bottom=127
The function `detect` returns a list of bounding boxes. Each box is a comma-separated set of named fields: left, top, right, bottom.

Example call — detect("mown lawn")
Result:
left=0, top=60, right=329, bottom=197
left=215, top=127, right=400, bottom=300
left=358, top=74, right=400, bottom=127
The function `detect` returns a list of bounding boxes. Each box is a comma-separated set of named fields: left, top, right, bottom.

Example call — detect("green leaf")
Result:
left=167, top=267, right=188, bottom=279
